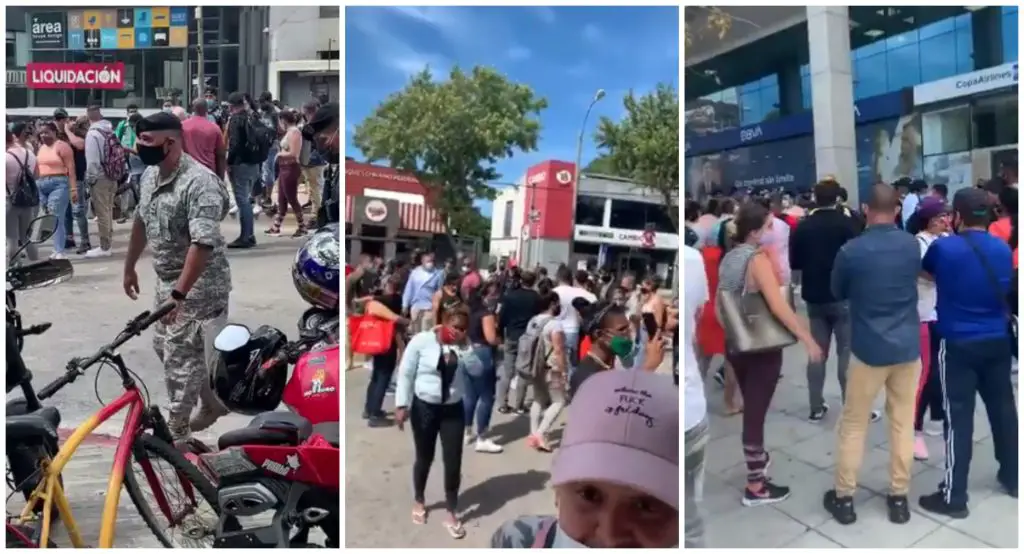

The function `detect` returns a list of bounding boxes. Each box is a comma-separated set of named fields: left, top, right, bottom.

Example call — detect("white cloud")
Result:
left=582, top=23, right=603, bottom=44
left=533, top=7, right=556, bottom=25
left=348, top=9, right=450, bottom=78
left=506, top=45, right=531, bottom=61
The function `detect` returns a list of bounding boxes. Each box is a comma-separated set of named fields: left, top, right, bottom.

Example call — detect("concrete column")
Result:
left=806, top=6, right=859, bottom=205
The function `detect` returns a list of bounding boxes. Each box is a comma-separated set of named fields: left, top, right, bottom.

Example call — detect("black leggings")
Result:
left=411, top=397, right=464, bottom=512
left=726, top=349, right=783, bottom=485
left=915, top=321, right=946, bottom=430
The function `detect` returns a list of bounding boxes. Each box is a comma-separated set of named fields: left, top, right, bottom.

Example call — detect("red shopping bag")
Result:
left=351, top=315, right=395, bottom=355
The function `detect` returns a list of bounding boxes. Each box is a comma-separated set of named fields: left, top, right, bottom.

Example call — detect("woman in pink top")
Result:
left=35, top=122, right=76, bottom=258
left=6, top=123, right=39, bottom=261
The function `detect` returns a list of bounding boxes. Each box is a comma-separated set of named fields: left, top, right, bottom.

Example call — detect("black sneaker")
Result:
left=291, top=228, right=307, bottom=238
left=887, top=494, right=911, bottom=524
left=999, top=480, right=1018, bottom=498
left=496, top=405, right=513, bottom=415
left=918, top=491, right=969, bottom=519
left=227, top=237, right=256, bottom=249
left=514, top=407, right=529, bottom=416
left=75, top=242, right=92, bottom=255
left=809, top=403, right=830, bottom=422
left=65, top=237, right=76, bottom=250
left=742, top=481, right=790, bottom=507
left=713, top=367, right=725, bottom=387
left=823, top=489, right=857, bottom=525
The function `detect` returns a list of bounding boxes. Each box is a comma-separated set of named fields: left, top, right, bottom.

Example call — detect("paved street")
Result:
left=6, top=218, right=311, bottom=547
left=698, top=345, right=1019, bottom=549
left=344, top=348, right=676, bottom=547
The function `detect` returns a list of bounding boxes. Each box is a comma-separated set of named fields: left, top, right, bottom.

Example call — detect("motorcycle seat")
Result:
left=312, top=422, right=339, bottom=447
left=218, top=411, right=313, bottom=450
left=7, top=407, right=60, bottom=442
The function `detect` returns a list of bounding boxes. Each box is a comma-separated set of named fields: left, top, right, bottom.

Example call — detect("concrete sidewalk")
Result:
left=697, top=345, right=1019, bottom=548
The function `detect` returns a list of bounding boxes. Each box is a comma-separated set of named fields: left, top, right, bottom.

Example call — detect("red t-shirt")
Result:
left=181, top=115, right=223, bottom=175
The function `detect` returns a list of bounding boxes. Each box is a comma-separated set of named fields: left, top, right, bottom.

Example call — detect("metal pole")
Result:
left=568, top=89, right=605, bottom=259
left=195, top=7, right=204, bottom=103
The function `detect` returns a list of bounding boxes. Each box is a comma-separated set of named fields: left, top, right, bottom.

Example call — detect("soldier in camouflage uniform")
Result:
left=123, top=113, right=233, bottom=441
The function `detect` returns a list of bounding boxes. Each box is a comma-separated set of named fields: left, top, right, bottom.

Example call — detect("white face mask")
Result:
left=422, top=261, right=434, bottom=270
left=461, top=265, right=469, bottom=273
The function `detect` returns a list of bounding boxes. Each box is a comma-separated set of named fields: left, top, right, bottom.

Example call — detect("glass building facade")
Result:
left=686, top=7, right=1017, bottom=132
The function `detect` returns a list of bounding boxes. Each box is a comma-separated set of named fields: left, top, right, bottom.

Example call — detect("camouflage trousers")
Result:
left=684, top=417, right=709, bottom=548
left=153, top=304, right=229, bottom=438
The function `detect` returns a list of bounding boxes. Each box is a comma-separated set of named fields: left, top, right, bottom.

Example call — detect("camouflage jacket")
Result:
left=137, top=152, right=232, bottom=318
left=489, top=515, right=556, bottom=548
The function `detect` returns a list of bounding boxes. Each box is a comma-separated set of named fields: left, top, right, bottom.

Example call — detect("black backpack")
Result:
left=243, top=113, right=275, bottom=165
left=7, top=151, right=39, bottom=208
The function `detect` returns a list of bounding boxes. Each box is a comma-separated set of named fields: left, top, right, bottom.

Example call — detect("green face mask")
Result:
left=608, top=335, right=634, bottom=359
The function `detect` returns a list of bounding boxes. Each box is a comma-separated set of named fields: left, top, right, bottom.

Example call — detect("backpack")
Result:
left=7, top=151, right=39, bottom=208
left=97, top=129, right=128, bottom=184
left=514, top=314, right=555, bottom=379
left=298, top=132, right=314, bottom=166
left=244, top=113, right=275, bottom=165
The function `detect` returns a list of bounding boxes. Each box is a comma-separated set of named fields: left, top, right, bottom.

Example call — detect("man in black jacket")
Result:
left=496, top=270, right=542, bottom=414
left=225, top=92, right=260, bottom=248
left=790, top=179, right=861, bottom=422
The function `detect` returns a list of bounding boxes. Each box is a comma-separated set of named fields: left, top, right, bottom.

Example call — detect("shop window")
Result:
left=886, top=42, right=921, bottom=91
left=973, top=95, right=1018, bottom=149
left=609, top=199, right=675, bottom=234
left=1003, top=7, right=1018, bottom=63
left=922, top=106, right=971, bottom=156
left=919, top=33, right=958, bottom=83
left=575, top=195, right=605, bottom=227
left=502, top=201, right=513, bottom=237
left=854, top=53, right=887, bottom=99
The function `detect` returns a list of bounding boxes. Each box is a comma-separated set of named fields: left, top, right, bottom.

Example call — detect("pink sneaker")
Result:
left=914, top=433, right=929, bottom=461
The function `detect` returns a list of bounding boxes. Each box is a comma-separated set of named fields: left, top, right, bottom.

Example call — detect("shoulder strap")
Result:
left=960, top=233, right=1011, bottom=318
left=531, top=519, right=556, bottom=548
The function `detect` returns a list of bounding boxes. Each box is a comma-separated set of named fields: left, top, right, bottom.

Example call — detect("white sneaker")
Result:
left=474, top=438, right=503, bottom=454
left=229, top=206, right=238, bottom=217
left=49, top=252, right=67, bottom=260
left=464, top=432, right=476, bottom=446
left=253, top=205, right=263, bottom=217
left=84, top=247, right=112, bottom=258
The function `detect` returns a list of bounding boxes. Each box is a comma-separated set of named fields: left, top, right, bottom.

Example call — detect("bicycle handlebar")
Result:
left=37, top=301, right=177, bottom=400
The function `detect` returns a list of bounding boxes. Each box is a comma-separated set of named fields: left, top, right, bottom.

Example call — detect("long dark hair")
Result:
left=1000, top=187, right=1018, bottom=250
left=733, top=201, right=769, bottom=243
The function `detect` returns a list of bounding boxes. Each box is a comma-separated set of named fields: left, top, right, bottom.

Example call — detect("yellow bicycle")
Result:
left=7, top=304, right=219, bottom=548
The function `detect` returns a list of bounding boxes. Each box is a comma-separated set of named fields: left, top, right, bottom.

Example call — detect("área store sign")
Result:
left=26, top=63, right=126, bottom=90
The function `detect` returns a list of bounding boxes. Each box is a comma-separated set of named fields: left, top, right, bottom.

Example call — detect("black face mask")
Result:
left=137, top=141, right=170, bottom=166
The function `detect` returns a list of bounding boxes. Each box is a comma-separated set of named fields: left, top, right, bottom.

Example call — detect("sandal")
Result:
left=411, top=507, right=427, bottom=525
left=444, top=519, right=466, bottom=539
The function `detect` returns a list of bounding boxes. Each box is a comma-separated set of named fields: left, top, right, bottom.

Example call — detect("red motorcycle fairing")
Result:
left=240, top=434, right=339, bottom=489
left=281, top=345, right=339, bottom=425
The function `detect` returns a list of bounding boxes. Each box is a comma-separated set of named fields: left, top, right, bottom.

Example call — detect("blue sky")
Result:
left=345, top=6, right=679, bottom=216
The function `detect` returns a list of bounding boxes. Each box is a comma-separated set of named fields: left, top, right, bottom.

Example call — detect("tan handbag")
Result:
left=717, top=253, right=797, bottom=355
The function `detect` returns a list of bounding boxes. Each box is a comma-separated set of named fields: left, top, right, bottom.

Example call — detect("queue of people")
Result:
left=346, top=251, right=679, bottom=542
left=684, top=175, right=1018, bottom=546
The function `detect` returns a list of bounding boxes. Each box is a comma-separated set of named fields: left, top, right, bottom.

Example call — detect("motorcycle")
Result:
left=200, top=319, right=340, bottom=548
left=6, top=215, right=74, bottom=509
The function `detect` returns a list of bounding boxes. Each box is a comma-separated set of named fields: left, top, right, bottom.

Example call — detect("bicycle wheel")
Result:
left=122, top=433, right=220, bottom=548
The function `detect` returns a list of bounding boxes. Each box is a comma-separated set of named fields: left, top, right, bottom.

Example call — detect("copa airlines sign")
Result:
left=913, top=62, right=1018, bottom=105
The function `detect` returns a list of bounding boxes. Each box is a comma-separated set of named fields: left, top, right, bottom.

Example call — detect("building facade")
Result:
left=6, top=6, right=281, bottom=117
left=685, top=6, right=1018, bottom=204
left=490, top=160, right=678, bottom=282
left=267, top=6, right=339, bottom=108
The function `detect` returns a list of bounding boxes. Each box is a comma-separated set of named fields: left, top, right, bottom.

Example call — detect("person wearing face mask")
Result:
left=522, top=291, right=568, bottom=451
left=182, top=98, right=226, bottom=180
left=719, top=202, right=822, bottom=507
left=491, top=369, right=679, bottom=548
left=124, top=112, right=232, bottom=444
left=301, top=102, right=340, bottom=227
left=496, top=270, right=542, bottom=415
left=459, top=284, right=503, bottom=453
left=83, top=104, right=119, bottom=258
left=299, top=100, right=327, bottom=217
left=567, top=301, right=632, bottom=400
left=34, top=121, right=76, bottom=259
left=403, top=252, right=443, bottom=333
left=395, top=308, right=473, bottom=539
left=360, top=276, right=410, bottom=427
left=225, top=92, right=262, bottom=247
left=554, top=266, right=597, bottom=379
left=265, top=110, right=306, bottom=237
left=917, top=187, right=1017, bottom=517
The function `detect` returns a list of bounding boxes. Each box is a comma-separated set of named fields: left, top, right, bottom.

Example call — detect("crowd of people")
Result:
left=6, top=94, right=341, bottom=445
left=347, top=252, right=680, bottom=543
left=5, top=89, right=340, bottom=261
left=684, top=173, right=1018, bottom=547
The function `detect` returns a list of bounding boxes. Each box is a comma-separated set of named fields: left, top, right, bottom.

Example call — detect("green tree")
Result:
left=594, top=84, right=680, bottom=229
left=352, top=66, right=548, bottom=237
left=582, top=154, right=624, bottom=177
left=684, top=7, right=733, bottom=46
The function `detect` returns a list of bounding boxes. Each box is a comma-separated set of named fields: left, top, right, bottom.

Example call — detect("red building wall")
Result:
left=523, top=160, right=577, bottom=241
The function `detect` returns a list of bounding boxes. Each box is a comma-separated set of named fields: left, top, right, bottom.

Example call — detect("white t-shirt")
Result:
left=553, top=285, right=596, bottom=335
left=683, top=246, right=709, bottom=431
left=916, top=231, right=941, bottom=322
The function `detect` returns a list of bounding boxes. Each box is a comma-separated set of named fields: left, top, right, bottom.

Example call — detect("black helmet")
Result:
left=211, top=324, right=289, bottom=415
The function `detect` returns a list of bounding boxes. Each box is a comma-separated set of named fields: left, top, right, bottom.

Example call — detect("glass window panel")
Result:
left=973, top=95, right=1018, bottom=149
left=922, top=106, right=971, bottom=156
left=1003, top=13, right=1018, bottom=63
left=738, top=79, right=760, bottom=95
left=799, top=63, right=809, bottom=76
left=886, top=42, right=921, bottom=90
left=575, top=195, right=605, bottom=226
left=856, top=39, right=885, bottom=59
left=801, top=74, right=811, bottom=110
left=955, top=13, right=971, bottom=29
left=761, top=83, right=780, bottom=116
left=758, top=73, right=778, bottom=89
left=856, top=53, right=887, bottom=98
left=919, top=17, right=955, bottom=40
left=886, top=29, right=918, bottom=49
left=955, top=27, right=974, bottom=72
left=919, top=32, right=958, bottom=82
left=740, top=91, right=761, bottom=126
left=1003, top=6, right=1018, bottom=15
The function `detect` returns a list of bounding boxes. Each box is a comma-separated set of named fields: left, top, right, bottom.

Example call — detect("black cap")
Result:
left=306, top=102, right=339, bottom=134
left=952, top=187, right=991, bottom=218
left=53, top=108, right=68, bottom=119
left=135, top=112, right=182, bottom=134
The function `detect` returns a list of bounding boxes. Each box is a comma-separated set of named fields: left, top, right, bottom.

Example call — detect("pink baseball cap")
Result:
left=551, top=370, right=679, bottom=509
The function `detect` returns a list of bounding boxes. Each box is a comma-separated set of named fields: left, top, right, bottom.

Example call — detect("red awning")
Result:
left=346, top=196, right=447, bottom=234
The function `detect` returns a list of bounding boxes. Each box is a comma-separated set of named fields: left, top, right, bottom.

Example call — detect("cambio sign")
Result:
left=913, top=63, right=1018, bottom=105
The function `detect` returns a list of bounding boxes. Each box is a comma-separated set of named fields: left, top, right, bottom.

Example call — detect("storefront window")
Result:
left=922, top=106, right=971, bottom=156
left=29, top=48, right=185, bottom=109
left=609, top=199, right=675, bottom=234
left=574, top=195, right=605, bottom=227
left=1003, top=6, right=1018, bottom=63
left=973, top=95, right=1018, bottom=149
